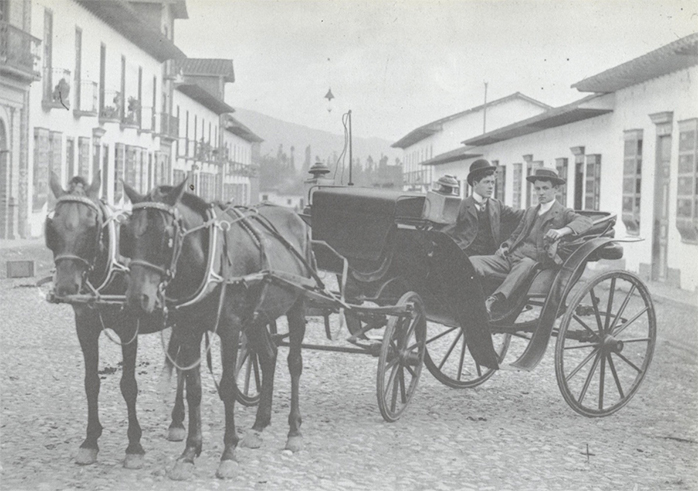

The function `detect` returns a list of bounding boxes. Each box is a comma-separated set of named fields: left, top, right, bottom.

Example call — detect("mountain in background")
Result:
left=232, top=108, right=402, bottom=169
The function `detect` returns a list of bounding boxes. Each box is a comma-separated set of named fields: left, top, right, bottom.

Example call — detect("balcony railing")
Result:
left=0, top=21, right=41, bottom=80
left=121, top=96, right=140, bottom=128
left=74, top=80, right=98, bottom=115
left=42, top=67, right=71, bottom=109
left=158, top=113, right=179, bottom=140
left=99, top=89, right=122, bottom=123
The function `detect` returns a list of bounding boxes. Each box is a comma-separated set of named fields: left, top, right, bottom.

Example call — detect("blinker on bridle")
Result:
left=49, top=194, right=105, bottom=271
left=127, top=201, right=182, bottom=281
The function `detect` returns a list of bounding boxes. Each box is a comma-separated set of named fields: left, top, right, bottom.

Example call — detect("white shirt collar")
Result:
left=538, top=200, right=555, bottom=215
left=472, top=192, right=486, bottom=205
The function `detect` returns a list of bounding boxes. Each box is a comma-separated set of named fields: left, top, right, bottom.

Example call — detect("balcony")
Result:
left=0, top=21, right=41, bottom=81
left=157, top=112, right=179, bottom=141
left=73, top=80, right=98, bottom=117
left=120, top=96, right=140, bottom=129
left=138, top=105, right=154, bottom=134
left=42, top=67, right=72, bottom=110
left=99, top=89, right=122, bottom=124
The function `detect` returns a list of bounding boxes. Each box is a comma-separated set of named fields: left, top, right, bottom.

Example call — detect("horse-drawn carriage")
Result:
left=43, top=173, right=656, bottom=478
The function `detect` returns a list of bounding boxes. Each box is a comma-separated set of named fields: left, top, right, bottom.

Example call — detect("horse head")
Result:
left=45, top=171, right=104, bottom=297
left=122, top=177, right=192, bottom=315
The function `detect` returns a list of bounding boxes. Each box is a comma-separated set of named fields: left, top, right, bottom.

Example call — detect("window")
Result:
left=114, top=144, right=124, bottom=201
left=622, top=130, right=643, bottom=235
left=99, top=44, right=106, bottom=113
left=512, top=163, right=522, bottom=208
left=585, top=154, right=601, bottom=210
left=493, top=161, right=506, bottom=202
left=120, top=56, right=126, bottom=121
left=74, top=28, right=82, bottom=110
left=66, top=137, right=75, bottom=179
left=78, top=137, right=90, bottom=177
left=526, top=160, right=542, bottom=207
left=555, top=158, right=568, bottom=207
left=677, top=118, right=698, bottom=243
left=33, top=128, right=49, bottom=212
left=42, top=9, right=53, bottom=101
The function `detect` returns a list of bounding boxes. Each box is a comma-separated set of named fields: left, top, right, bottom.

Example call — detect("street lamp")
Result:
left=326, top=87, right=354, bottom=186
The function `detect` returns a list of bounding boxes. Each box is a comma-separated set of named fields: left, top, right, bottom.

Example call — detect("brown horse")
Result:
left=45, top=171, right=186, bottom=469
left=121, top=178, right=315, bottom=480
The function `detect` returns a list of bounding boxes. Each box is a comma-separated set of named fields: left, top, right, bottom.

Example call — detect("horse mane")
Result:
left=148, top=186, right=210, bottom=216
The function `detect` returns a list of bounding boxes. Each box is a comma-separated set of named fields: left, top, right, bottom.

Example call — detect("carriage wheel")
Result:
left=376, top=292, right=427, bottom=422
left=424, top=324, right=511, bottom=389
left=234, top=322, right=278, bottom=407
left=555, top=271, right=656, bottom=417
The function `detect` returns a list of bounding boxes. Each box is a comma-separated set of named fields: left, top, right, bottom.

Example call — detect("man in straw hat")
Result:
left=442, top=159, right=524, bottom=257
left=470, top=167, right=592, bottom=316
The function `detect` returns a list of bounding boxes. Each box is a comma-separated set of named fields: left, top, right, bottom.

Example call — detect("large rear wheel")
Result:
left=555, top=271, right=656, bottom=417
left=376, top=292, right=427, bottom=422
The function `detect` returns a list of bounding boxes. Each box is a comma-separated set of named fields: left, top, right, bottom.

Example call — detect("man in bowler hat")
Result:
left=442, top=159, right=524, bottom=257
left=470, top=167, right=593, bottom=315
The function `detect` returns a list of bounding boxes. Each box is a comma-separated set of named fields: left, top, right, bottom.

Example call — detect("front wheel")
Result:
left=376, top=292, right=427, bottom=422
left=555, top=271, right=656, bottom=417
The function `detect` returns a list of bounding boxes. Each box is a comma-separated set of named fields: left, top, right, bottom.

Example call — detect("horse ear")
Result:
left=123, top=181, right=144, bottom=204
left=164, top=175, right=188, bottom=206
left=49, top=171, right=66, bottom=198
left=87, top=170, right=101, bottom=199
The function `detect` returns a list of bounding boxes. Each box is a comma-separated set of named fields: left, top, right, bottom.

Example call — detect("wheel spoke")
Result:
left=603, top=277, right=616, bottom=334
left=598, top=352, right=606, bottom=409
left=457, top=334, right=467, bottom=381
left=613, top=351, right=642, bottom=373
left=606, top=353, right=625, bottom=399
left=385, top=356, right=399, bottom=371
left=565, top=346, right=600, bottom=382
left=384, top=362, right=399, bottom=401
left=564, top=343, right=599, bottom=350
left=405, top=363, right=416, bottom=378
left=577, top=350, right=602, bottom=404
left=425, top=326, right=459, bottom=345
left=437, top=329, right=464, bottom=371
left=620, top=337, right=652, bottom=344
left=399, top=368, right=407, bottom=403
left=572, top=314, right=600, bottom=340
left=607, top=284, right=637, bottom=334
left=390, top=369, right=399, bottom=412
left=612, top=307, right=649, bottom=337
left=589, top=288, right=604, bottom=336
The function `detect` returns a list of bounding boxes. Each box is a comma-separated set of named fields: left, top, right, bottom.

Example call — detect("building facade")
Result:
left=392, top=93, right=550, bottom=193
left=432, top=34, right=698, bottom=291
left=0, top=0, right=40, bottom=238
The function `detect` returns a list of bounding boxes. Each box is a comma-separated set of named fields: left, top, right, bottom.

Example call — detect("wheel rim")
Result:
left=235, top=332, right=261, bottom=406
left=555, top=271, right=656, bottom=417
left=377, top=292, right=426, bottom=422
left=424, top=324, right=510, bottom=388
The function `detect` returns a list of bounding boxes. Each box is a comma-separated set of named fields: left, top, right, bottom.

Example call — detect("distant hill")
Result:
left=232, top=108, right=401, bottom=169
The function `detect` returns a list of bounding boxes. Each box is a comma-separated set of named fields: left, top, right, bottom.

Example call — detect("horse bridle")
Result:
left=48, top=194, right=106, bottom=273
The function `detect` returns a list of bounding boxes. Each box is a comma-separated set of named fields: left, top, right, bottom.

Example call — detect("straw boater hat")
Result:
left=526, top=167, right=566, bottom=186
left=466, top=159, right=497, bottom=186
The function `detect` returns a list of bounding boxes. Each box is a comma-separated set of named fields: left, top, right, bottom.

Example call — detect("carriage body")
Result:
left=305, top=186, right=656, bottom=417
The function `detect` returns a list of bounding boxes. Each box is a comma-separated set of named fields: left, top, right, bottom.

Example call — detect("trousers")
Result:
left=470, top=252, right=538, bottom=300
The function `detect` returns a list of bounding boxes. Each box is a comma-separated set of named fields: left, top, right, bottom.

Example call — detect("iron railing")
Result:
left=0, top=21, right=40, bottom=79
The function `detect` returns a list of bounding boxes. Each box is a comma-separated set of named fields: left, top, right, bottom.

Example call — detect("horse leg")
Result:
left=285, top=302, right=306, bottom=452
left=165, top=334, right=186, bottom=442
left=74, top=310, right=102, bottom=465
left=216, top=324, right=242, bottom=479
left=169, top=331, right=203, bottom=481
left=240, top=323, right=277, bottom=450
left=120, top=334, right=145, bottom=469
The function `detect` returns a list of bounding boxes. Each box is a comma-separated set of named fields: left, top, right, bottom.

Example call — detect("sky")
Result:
left=176, top=0, right=698, bottom=142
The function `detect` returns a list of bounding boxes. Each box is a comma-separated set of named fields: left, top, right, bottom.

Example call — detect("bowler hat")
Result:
left=467, top=159, right=497, bottom=186
left=526, top=167, right=566, bottom=186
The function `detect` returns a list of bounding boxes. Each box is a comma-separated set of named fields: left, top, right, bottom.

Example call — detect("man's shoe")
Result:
left=485, top=296, right=498, bottom=316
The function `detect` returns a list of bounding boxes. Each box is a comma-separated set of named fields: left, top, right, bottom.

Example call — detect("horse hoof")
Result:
left=75, top=448, right=98, bottom=465
left=285, top=436, right=303, bottom=453
left=240, top=431, right=263, bottom=449
left=167, top=427, right=186, bottom=442
left=216, top=459, right=239, bottom=479
left=123, top=453, right=144, bottom=469
left=169, top=461, right=194, bottom=481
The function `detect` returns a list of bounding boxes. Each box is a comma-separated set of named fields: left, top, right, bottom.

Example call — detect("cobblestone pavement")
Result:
left=1, top=243, right=697, bottom=490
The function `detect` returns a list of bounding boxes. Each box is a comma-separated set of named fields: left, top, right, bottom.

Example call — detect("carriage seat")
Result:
left=311, top=187, right=425, bottom=263
left=556, top=211, right=623, bottom=262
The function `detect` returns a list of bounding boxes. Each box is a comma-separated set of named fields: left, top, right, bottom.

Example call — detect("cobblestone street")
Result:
left=1, top=243, right=697, bottom=491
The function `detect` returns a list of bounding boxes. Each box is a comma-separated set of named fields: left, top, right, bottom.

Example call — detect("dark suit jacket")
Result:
left=443, top=196, right=524, bottom=255
left=503, top=200, right=593, bottom=267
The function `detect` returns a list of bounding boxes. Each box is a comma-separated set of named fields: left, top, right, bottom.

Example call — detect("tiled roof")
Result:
left=175, top=84, right=234, bottom=114
left=224, top=115, right=263, bottom=143
left=573, top=33, right=698, bottom=93
left=77, top=0, right=185, bottom=62
left=421, top=147, right=482, bottom=166
left=462, top=95, right=613, bottom=147
left=391, top=92, right=551, bottom=149
left=176, top=59, right=235, bottom=83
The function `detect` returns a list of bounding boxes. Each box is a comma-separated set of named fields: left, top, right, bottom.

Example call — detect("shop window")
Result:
left=622, top=130, right=643, bottom=235
left=526, top=160, right=543, bottom=207
left=493, top=160, right=505, bottom=202
left=677, top=118, right=698, bottom=243
left=555, top=158, right=568, bottom=207
left=584, top=154, right=601, bottom=210
left=114, top=144, right=124, bottom=202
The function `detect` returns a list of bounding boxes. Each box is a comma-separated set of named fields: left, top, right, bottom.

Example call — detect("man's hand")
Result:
left=495, top=246, right=509, bottom=258
left=545, top=226, right=572, bottom=242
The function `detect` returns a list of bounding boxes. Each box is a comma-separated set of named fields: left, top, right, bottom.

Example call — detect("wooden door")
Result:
left=652, top=134, right=672, bottom=280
